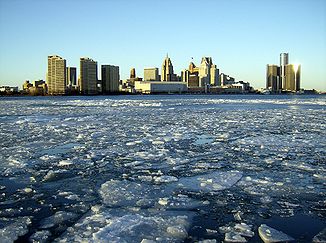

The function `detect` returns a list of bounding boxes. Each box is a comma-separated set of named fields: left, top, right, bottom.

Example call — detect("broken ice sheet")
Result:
left=177, top=170, right=242, bottom=193
left=39, top=211, right=79, bottom=229
left=0, top=217, right=32, bottom=243
left=56, top=208, right=194, bottom=243
left=99, top=179, right=169, bottom=208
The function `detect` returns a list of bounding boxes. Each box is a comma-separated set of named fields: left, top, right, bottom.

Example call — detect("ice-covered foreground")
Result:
left=0, top=95, right=325, bottom=242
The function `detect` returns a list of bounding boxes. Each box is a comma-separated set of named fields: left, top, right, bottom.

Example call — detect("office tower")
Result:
left=79, top=57, right=98, bottom=95
left=130, top=68, right=136, bottom=79
left=47, top=55, right=66, bottom=95
left=66, top=67, right=77, bottom=86
left=161, top=54, right=175, bottom=81
left=266, top=64, right=280, bottom=91
left=198, top=57, right=219, bottom=87
left=284, top=64, right=301, bottom=91
left=102, top=65, right=120, bottom=93
left=144, top=68, right=159, bottom=81
left=280, top=53, right=289, bottom=89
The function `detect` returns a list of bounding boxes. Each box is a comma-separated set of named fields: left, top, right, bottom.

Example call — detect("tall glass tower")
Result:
left=280, top=53, right=289, bottom=90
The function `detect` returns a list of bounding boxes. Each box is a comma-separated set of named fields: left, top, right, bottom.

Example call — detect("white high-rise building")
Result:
left=47, top=55, right=66, bottom=95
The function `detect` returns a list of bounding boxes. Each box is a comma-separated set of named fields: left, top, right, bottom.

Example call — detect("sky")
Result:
left=0, top=0, right=325, bottom=90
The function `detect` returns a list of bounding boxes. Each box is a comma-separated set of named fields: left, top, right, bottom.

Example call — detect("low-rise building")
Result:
left=0, top=86, right=19, bottom=94
left=134, top=81, right=187, bottom=94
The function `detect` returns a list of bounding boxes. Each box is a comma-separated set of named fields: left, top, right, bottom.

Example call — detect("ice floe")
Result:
left=258, top=224, right=294, bottom=242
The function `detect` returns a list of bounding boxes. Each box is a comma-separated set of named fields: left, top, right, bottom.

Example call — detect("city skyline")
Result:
left=0, top=0, right=326, bottom=91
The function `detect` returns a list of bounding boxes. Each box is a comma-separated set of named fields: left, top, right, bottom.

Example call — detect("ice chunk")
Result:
left=220, top=223, right=254, bottom=239
left=313, top=228, right=326, bottom=243
left=141, top=239, right=156, bottom=243
left=58, top=160, right=73, bottom=166
left=0, top=217, right=32, bottom=243
left=194, top=135, right=215, bottom=145
left=39, top=211, right=78, bottom=229
left=154, top=175, right=178, bottom=183
left=258, top=224, right=294, bottom=242
left=225, top=232, right=247, bottom=242
left=177, top=171, right=242, bottom=193
left=166, top=225, right=188, bottom=238
left=29, top=230, right=51, bottom=243
left=99, top=180, right=161, bottom=207
left=42, top=169, right=73, bottom=182
left=198, top=240, right=217, bottom=243
left=234, top=223, right=254, bottom=237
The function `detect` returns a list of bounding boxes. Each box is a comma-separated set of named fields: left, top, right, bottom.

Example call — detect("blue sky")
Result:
left=0, top=0, right=325, bottom=90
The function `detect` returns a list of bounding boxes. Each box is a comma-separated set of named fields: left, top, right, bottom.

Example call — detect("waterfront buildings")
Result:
left=102, top=65, right=120, bottom=93
left=144, top=68, right=159, bottom=81
left=266, top=53, right=301, bottom=92
left=182, top=57, right=219, bottom=87
left=0, top=86, right=18, bottom=93
left=79, top=57, right=98, bottom=95
left=47, top=55, right=66, bottom=95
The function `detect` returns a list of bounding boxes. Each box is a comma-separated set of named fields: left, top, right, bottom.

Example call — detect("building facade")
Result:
left=66, top=67, right=77, bottom=87
left=79, top=57, right=98, bottom=95
left=284, top=64, right=301, bottom=91
left=144, top=68, right=159, bottom=81
left=219, top=73, right=235, bottom=86
left=198, top=57, right=219, bottom=87
left=102, top=65, right=120, bottom=93
left=280, top=53, right=289, bottom=90
left=47, top=55, right=66, bottom=95
left=266, top=64, right=280, bottom=91
left=135, top=81, right=187, bottom=94
left=130, top=68, right=136, bottom=79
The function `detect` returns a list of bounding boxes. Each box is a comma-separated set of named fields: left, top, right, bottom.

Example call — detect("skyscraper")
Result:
left=266, top=64, right=280, bottom=91
left=79, top=57, right=97, bottom=95
left=66, top=67, right=77, bottom=86
left=47, top=55, right=66, bottom=95
left=280, top=53, right=289, bottom=90
left=130, top=68, right=136, bottom=79
left=102, top=65, right=120, bottom=93
left=161, top=54, right=175, bottom=81
left=144, top=68, right=159, bottom=81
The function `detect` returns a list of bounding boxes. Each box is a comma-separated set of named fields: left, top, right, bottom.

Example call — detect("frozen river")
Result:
left=0, top=95, right=325, bottom=242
